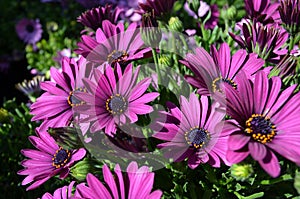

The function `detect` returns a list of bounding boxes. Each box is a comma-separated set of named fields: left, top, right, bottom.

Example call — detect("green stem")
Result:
left=152, top=48, right=161, bottom=88
left=289, top=34, right=295, bottom=52
left=179, top=34, right=189, bottom=54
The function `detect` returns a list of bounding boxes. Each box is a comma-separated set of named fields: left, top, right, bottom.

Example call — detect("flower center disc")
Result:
left=212, top=77, right=237, bottom=92
left=106, top=94, right=128, bottom=115
left=26, top=24, right=34, bottom=33
left=244, top=114, right=277, bottom=144
left=185, top=127, right=210, bottom=149
left=52, top=147, right=71, bottom=168
left=67, top=88, right=86, bottom=107
left=107, top=50, right=128, bottom=64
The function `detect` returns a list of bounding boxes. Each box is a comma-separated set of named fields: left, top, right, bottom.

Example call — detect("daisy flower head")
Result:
left=76, top=161, right=162, bottom=199
left=153, top=93, right=230, bottom=169
left=138, top=0, right=177, bottom=18
left=73, top=63, right=159, bottom=136
left=18, top=129, right=86, bottom=191
left=77, top=4, right=122, bottom=31
left=15, top=18, right=43, bottom=45
left=230, top=20, right=289, bottom=64
left=180, top=43, right=264, bottom=96
left=279, top=0, right=300, bottom=34
left=184, top=1, right=220, bottom=30
left=75, top=20, right=151, bottom=67
left=218, top=71, right=300, bottom=177
left=30, top=57, right=92, bottom=132
left=244, top=0, right=280, bottom=24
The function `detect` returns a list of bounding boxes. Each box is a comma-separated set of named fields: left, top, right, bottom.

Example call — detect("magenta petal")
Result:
left=86, top=173, right=112, bottom=199
left=258, top=150, right=281, bottom=178
left=148, top=190, right=163, bottom=199
left=226, top=149, right=249, bottom=164
left=114, top=164, right=125, bottom=199
left=129, top=105, right=153, bottom=114
left=228, top=134, right=250, bottom=150
left=187, top=154, right=201, bottom=169
left=59, top=168, right=69, bottom=179
left=21, top=149, right=52, bottom=160
left=128, top=78, right=152, bottom=101
left=130, top=92, right=159, bottom=104
left=103, top=165, right=119, bottom=198
left=26, top=176, right=51, bottom=191
left=248, top=141, right=267, bottom=160
left=70, top=148, right=86, bottom=162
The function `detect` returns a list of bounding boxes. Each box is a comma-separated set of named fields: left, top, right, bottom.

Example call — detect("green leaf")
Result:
left=234, top=191, right=264, bottom=199
left=294, top=171, right=300, bottom=195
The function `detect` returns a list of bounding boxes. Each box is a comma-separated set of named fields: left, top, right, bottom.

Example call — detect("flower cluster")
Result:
left=7, top=0, right=300, bottom=198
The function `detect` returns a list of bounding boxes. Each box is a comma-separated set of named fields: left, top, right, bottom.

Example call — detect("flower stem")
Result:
left=289, top=34, right=295, bottom=52
left=152, top=48, right=161, bottom=88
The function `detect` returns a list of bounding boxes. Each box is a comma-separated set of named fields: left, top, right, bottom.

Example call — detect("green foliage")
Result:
left=26, top=23, right=78, bottom=73
left=0, top=99, right=40, bottom=198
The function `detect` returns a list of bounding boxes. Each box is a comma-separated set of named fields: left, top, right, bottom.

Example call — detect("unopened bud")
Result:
left=70, top=158, right=94, bottom=181
left=159, top=55, right=171, bottom=67
left=230, top=164, right=253, bottom=181
left=0, top=108, right=10, bottom=124
left=168, top=17, right=183, bottom=32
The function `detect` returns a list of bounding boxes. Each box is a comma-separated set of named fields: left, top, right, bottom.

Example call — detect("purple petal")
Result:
left=103, top=164, right=119, bottom=198
left=70, top=148, right=86, bottom=162
left=86, top=173, right=112, bottom=199
left=114, top=164, right=125, bottom=199
left=258, top=149, right=281, bottom=178
left=226, top=148, right=249, bottom=164
left=248, top=141, right=267, bottom=160
left=228, top=133, right=250, bottom=151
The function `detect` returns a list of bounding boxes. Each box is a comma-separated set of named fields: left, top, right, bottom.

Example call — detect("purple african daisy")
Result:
left=30, top=57, right=91, bottom=132
left=74, top=63, right=159, bottom=136
left=15, top=18, right=43, bottom=45
left=279, top=0, right=300, bottom=34
left=218, top=71, right=300, bottom=177
left=77, top=4, right=122, bottom=31
left=244, top=0, right=280, bottom=24
left=184, top=1, right=219, bottom=29
left=40, top=181, right=81, bottom=199
left=138, top=0, right=176, bottom=18
left=153, top=93, right=230, bottom=169
left=230, top=20, right=289, bottom=64
left=116, top=0, right=142, bottom=22
left=18, top=130, right=86, bottom=190
left=180, top=43, right=264, bottom=96
left=75, top=20, right=151, bottom=66
left=76, top=162, right=162, bottom=198
left=204, top=4, right=220, bottom=29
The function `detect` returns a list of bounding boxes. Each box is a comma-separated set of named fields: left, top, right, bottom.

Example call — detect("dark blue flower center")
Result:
left=245, top=114, right=276, bottom=144
left=26, top=24, right=34, bottom=33
left=212, top=77, right=237, bottom=92
left=185, top=127, right=210, bottom=149
left=67, top=88, right=86, bottom=107
left=107, top=50, right=128, bottom=64
left=106, top=94, right=128, bottom=115
left=52, top=147, right=71, bottom=169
